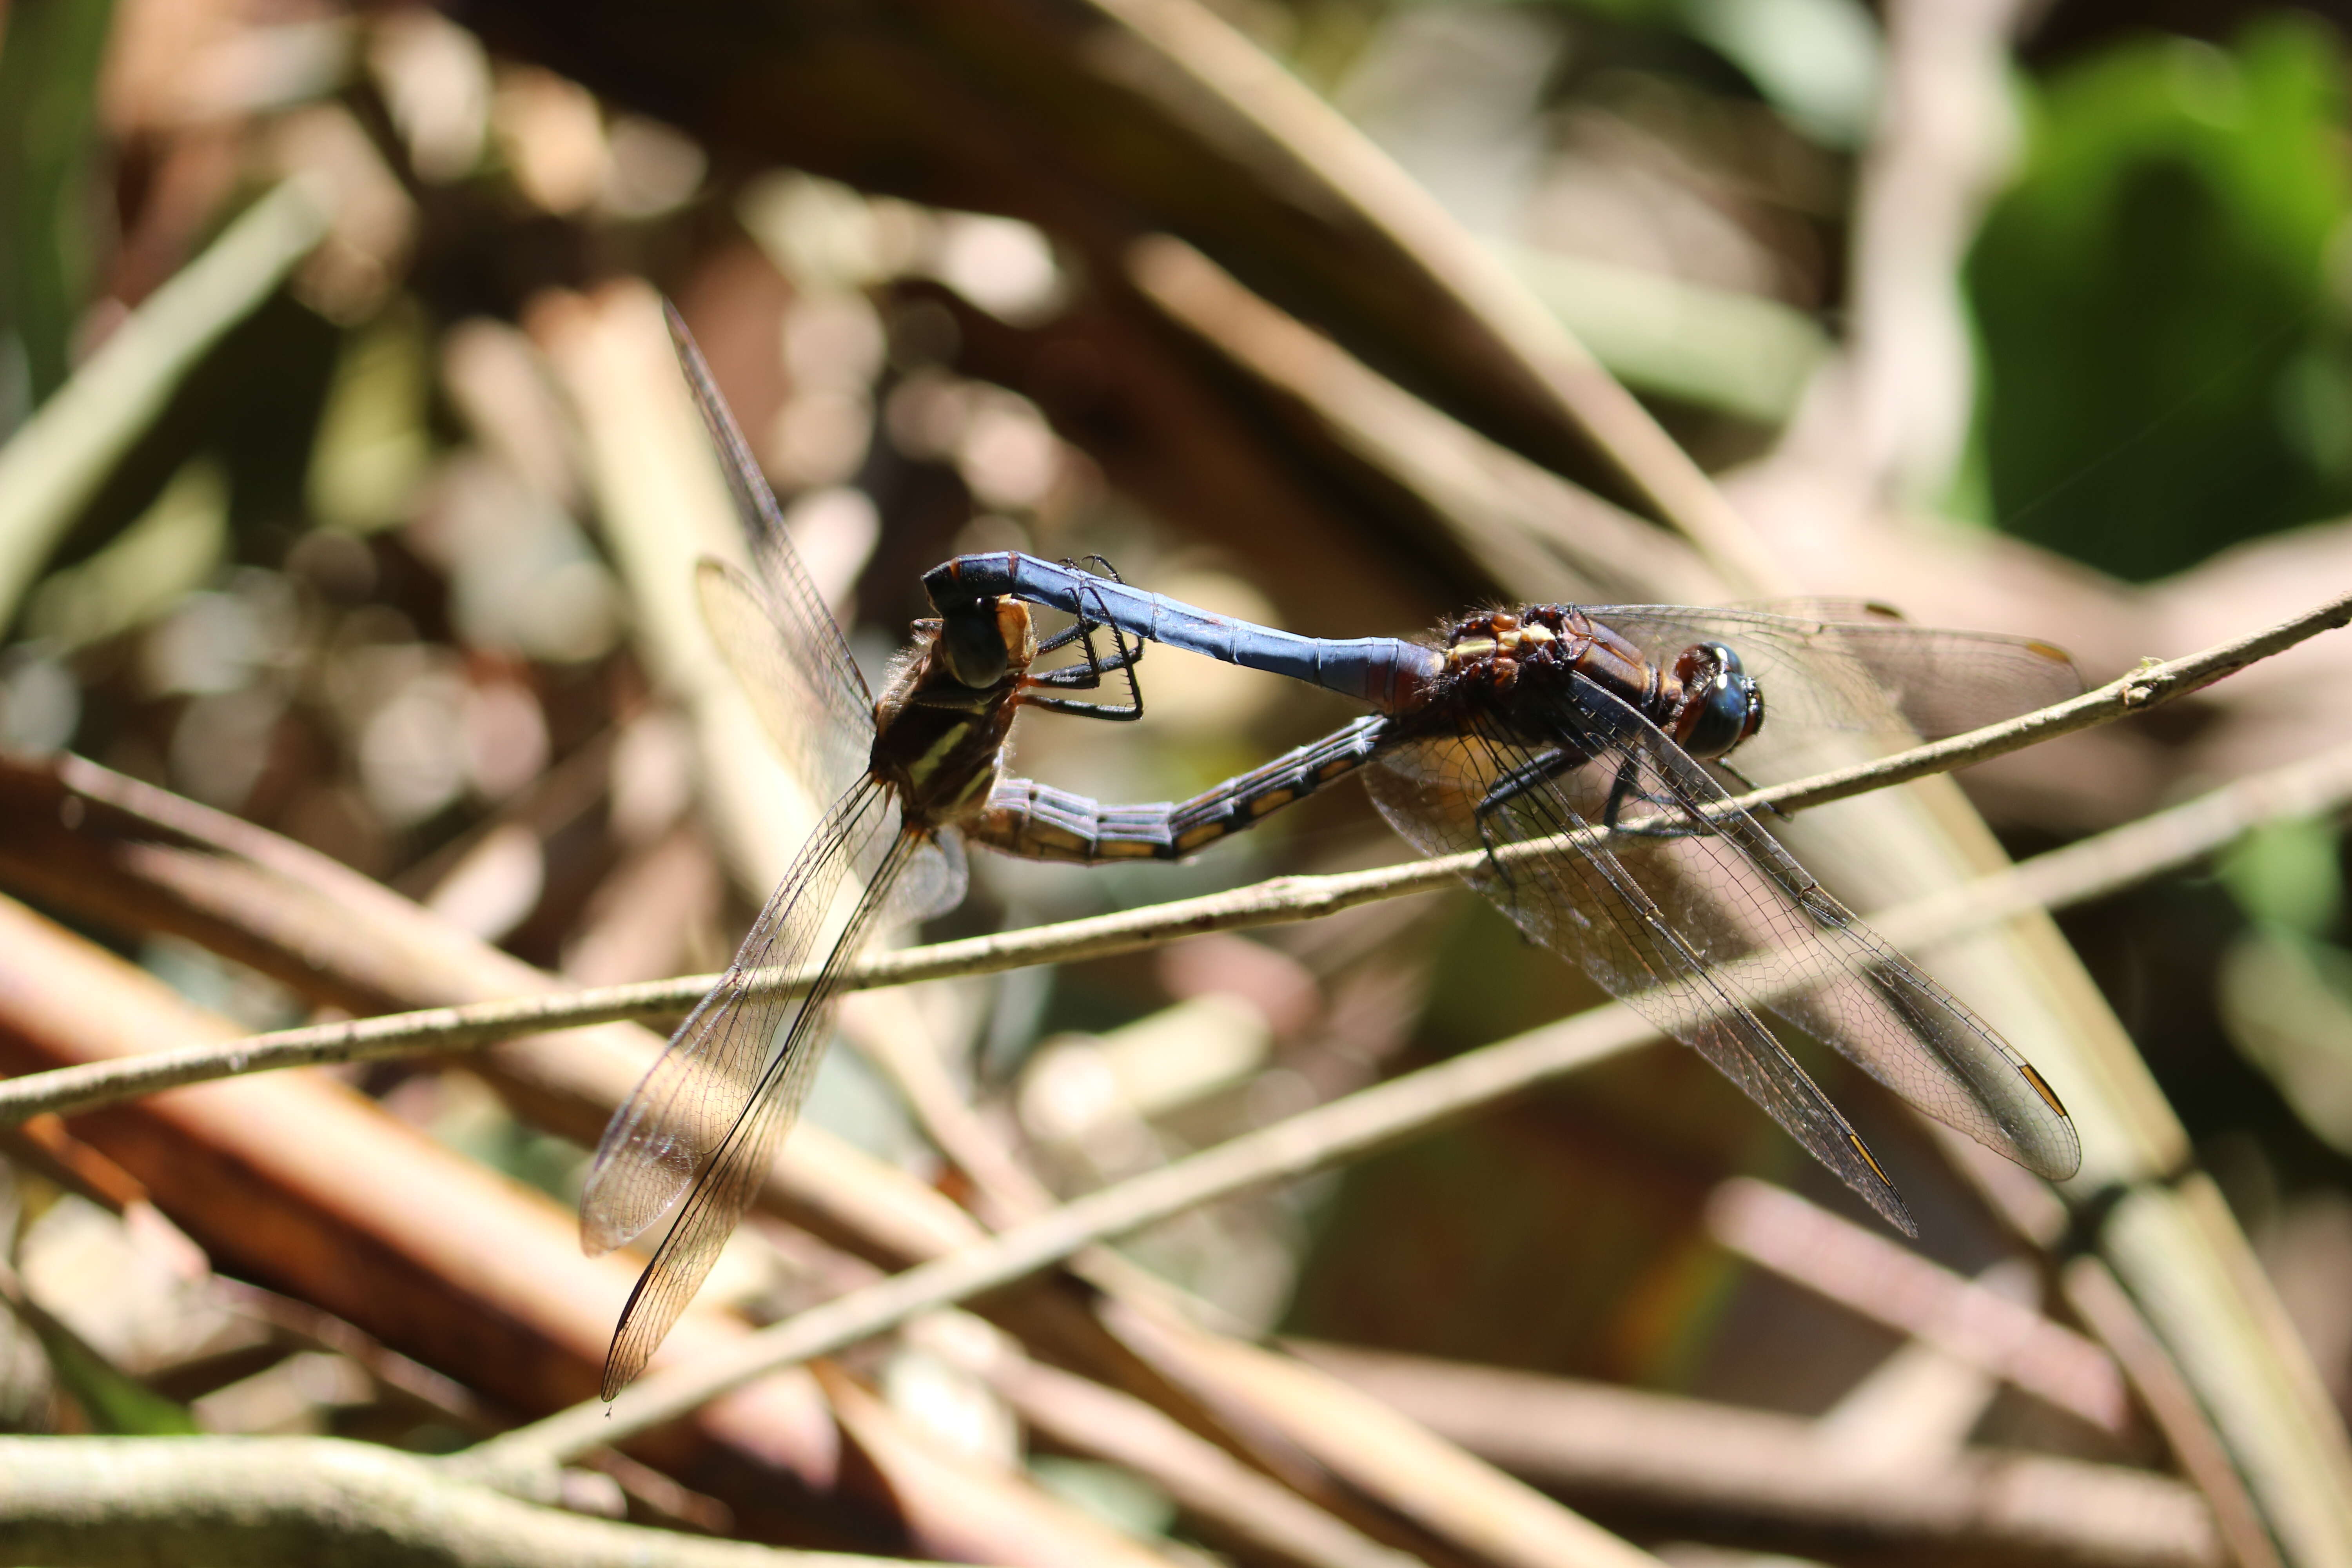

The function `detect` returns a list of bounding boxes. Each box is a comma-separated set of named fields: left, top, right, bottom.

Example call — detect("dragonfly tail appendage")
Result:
left=929, top=552, right=1440, bottom=709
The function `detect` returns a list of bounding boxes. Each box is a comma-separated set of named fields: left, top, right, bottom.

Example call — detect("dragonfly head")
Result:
left=1671, top=642, right=1764, bottom=759
left=936, top=597, right=1036, bottom=690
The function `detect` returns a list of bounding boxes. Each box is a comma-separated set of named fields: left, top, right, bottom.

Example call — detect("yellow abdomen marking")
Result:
left=1175, top=822, right=1229, bottom=853
left=1246, top=788, right=1296, bottom=818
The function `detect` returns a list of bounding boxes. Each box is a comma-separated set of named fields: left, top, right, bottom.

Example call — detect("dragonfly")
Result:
left=925, top=552, right=2087, bottom=1232
left=584, top=312, right=1182, bottom=1396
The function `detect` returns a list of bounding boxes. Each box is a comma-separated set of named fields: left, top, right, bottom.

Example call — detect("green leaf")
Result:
left=1969, top=17, right=2352, bottom=580
left=2219, top=816, right=2344, bottom=935
left=7, top=1292, right=200, bottom=1436
left=0, top=0, right=120, bottom=411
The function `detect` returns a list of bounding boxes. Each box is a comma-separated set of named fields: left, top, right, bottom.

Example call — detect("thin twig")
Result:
left=1705, top=1178, right=2129, bottom=1432
left=5, top=587, right=2347, bottom=1129
left=1127, top=236, right=1716, bottom=604
left=458, top=737, right=2352, bottom=1471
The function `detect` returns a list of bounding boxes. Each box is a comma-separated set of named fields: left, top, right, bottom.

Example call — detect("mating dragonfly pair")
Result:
left=583, top=312, right=2083, bottom=1396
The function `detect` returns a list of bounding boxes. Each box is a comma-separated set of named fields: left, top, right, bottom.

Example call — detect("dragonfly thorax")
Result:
left=1425, top=610, right=1763, bottom=763
left=1428, top=605, right=1641, bottom=715
left=871, top=600, right=1034, bottom=826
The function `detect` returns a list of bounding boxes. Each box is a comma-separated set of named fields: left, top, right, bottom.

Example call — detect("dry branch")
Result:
left=1111, top=1314, right=1663, bottom=1568
left=0, top=899, right=1180, bottom=1564
left=1124, top=236, right=1715, bottom=605
left=5, top=583, right=2345, bottom=1128
left=2063, top=1258, right=2285, bottom=1568
left=0, top=1437, right=935, bottom=1568
left=452, top=0, right=1751, bottom=573
left=968, top=1338, right=1420, bottom=1568
left=466, top=737, right=2352, bottom=1469
left=1284, top=1344, right=2219, bottom=1568
left=1706, top=1178, right=2128, bottom=1432
left=0, top=752, right=1551, bottom=1568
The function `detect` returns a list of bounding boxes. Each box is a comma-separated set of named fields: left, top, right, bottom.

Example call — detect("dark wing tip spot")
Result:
left=2018, top=1061, right=2069, bottom=1118
left=1848, top=1131, right=1919, bottom=1236
left=1847, top=1130, right=1893, bottom=1188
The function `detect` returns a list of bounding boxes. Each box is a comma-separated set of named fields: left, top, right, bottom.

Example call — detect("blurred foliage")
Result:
left=0, top=0, right=116, bottom=419
left=1969, top=17, right=2352, bottom=579
left=20, top=1313, right=201, bottom=1436
left=2223, top=816, right=2348, bottom=937
left=1675, top=0, right=1882, bottom=147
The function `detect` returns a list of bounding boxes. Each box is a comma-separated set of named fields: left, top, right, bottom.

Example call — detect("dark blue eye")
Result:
left=1677, top=644, right=1762, bottom=759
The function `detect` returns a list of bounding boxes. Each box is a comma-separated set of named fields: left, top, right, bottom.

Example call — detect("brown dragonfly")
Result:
left=580, top=311, right=1171, bottom=1395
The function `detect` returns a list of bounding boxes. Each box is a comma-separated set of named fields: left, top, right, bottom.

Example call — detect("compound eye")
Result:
left=940, top=601, right=1012, bottom=688
left=1676, top=643, right=1762, bottom=759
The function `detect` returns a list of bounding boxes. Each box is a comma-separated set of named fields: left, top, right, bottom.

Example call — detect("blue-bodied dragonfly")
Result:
left=924, top=552, right=2086, bottom=1233
left=584, top=314, right=1187, bottom=1395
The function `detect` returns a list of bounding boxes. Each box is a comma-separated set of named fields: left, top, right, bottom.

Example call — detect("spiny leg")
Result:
left=1027, top=558, right=1145, bottom=720
left=1472, top=742, right=1589, bottom=895
left=1033, top=557, right=1142, bottom=673
left=1598, top=751, right=1773, bottom=839
left=1710, top=756, right=1789, bottom=820
left=1599, top=755, right=1702, bottom=839
left=1032, top=556, right=1134, bottom=655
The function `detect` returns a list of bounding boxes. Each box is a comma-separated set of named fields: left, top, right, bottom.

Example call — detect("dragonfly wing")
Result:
left=884, top=828, right=969, bottom=928
left=697, top=559, right=874, bottom=812
left=1790, top=619, right=2082, bottom=739
left=1367, top=693, right=2080, bottom=1221
left=1383, top=678, right=2080, bottom=1184
left=1593, top=606, right=2083, bottom=741
left=593, top=822, right=928, bottom=1397
left=668, top=305, right=875, bottom=735
left=1365, top=730, right=1915, bottom=1232
left=581, top=780, right=895, bottom=1255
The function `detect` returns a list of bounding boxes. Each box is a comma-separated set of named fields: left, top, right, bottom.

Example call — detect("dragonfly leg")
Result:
left=1598, top=756, right=1709, bottom=840
left=1025, top=559, right=1145, bottom=721
left=1596, top=753, right=1777, bottom=838
left=1032, top=559, right=1138, bottom=657
left=1710, top=757, right=1789, bottom=820
left=1472, top=746, right=1589, bottom=893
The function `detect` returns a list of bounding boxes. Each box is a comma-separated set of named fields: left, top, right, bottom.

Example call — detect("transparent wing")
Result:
left=581, top=780, right=896, bottom=1257
left=591, top=818, right=927, bottom=1397
left=884, top=829, right=968, bottom=927
left=668, top=303, right=874, bottom=741
left=697, top=558, right=875, bottom=814
left=1592, top=604, right=2083, bottom=741
left=1363, top=684, right=2079, bottom=1228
